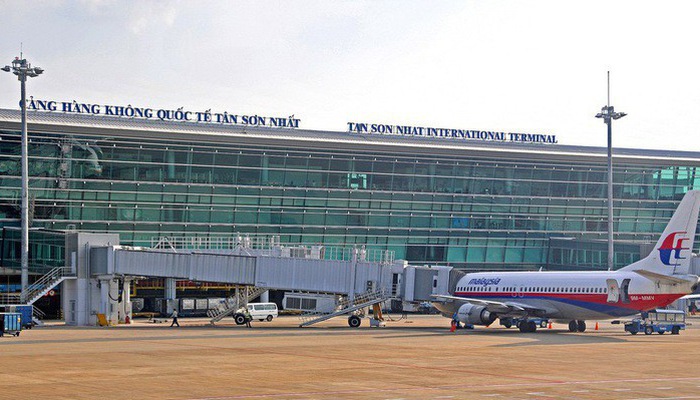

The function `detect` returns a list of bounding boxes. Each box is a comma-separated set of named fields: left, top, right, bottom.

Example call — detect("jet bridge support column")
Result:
left=164, top=278, right=177, bottom=314
left=99, top=277, right=110, bottom=315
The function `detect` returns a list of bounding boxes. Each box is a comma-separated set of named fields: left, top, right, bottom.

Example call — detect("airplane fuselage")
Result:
left=435, top=270, right=696, bottom=321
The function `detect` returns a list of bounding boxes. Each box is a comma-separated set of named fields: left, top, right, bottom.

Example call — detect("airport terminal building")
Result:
left=1, top=105, right=699, bottom=282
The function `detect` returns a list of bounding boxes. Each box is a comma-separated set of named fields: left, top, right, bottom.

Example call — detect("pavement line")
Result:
left=184, top=377, right=700, bottom=400
left=167, top=339, right=565, bottom=385
left=627, top=397, right=700, bottom=400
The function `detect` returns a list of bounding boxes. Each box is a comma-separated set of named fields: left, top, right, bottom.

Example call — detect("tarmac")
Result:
left=1, top=314, right=699, bottom=400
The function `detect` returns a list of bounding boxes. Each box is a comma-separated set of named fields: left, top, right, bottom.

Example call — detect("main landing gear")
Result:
left=568, top=320, right=586, bottom=332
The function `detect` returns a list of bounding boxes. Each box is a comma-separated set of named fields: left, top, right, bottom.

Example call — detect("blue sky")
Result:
left=1, top=1, right=699, bottom=150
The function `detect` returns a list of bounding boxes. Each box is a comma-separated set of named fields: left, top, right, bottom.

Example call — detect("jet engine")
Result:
left=456, top=303, right=497, bottom=326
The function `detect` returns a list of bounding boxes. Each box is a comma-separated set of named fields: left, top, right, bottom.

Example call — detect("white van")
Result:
left=246, top=302, right=278, bottom=322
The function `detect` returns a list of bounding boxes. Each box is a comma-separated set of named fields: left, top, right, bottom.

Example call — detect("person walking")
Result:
left=170, top=309, right=180, bottom=327
left=243, top=307, right=252, bottom=328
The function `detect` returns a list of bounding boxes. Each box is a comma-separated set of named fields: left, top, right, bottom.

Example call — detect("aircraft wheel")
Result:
left=568, top=320, right=578, bottom=332
left=348, top=315, right=362, bottom=328
left=577, top=320, right=586, bottom=332
left=644, top=326, right=653, bottom=335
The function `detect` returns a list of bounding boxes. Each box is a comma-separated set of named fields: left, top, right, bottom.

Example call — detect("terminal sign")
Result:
left=347, top=122, right=557, bottom=144
left=24, top=99, right=301, bottom=129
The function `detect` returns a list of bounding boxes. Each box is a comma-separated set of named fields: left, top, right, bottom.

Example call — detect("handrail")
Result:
left=0, top=267, right=74, bottom=305
left=33, top=306, right=46, bottom=319
left=22, top=267, right=73, bottom=302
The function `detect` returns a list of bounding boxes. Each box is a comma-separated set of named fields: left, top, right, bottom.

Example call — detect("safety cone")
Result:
left=595, top=322, right=599, bottom=331
left=548, top=321, right=552, bottom=329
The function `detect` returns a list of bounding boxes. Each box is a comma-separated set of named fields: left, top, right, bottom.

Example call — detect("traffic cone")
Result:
left=548, top=321, right=552, bottom=329
left=595, top=322, right=599, bottom=331
left=450, top=321, right=456, bottom=332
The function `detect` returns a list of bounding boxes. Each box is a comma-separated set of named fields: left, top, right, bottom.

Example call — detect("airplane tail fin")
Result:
left=620, top=190, right=700, bottom=275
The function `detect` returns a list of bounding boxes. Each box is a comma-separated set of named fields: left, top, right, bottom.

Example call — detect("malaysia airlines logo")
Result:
left=658, top=231, right=690, bottom=266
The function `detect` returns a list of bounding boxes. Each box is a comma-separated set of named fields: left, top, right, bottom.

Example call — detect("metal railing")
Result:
left=150, top=235, right=395, bottom=264
left=0, top=266, right=75, bottom=305
left=299, top=288, right=389, bottom=325
left=208, top=286, right=268, bottom=324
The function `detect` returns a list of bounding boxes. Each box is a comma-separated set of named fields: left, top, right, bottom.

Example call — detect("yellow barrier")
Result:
left=97, top=313, right=109, bottom=326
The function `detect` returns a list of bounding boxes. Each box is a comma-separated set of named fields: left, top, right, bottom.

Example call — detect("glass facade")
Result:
left=0, top=113, right=699, bottom=271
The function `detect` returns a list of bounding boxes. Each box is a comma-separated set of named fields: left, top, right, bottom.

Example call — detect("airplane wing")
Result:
left=431, top=294, right=544, bottom=315
left=681, top=294, right=700, bottom=299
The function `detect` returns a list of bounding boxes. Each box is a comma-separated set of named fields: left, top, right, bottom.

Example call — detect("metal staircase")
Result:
left=0, top=267, right=76, bottom=306
left=208, top=286, right=267, bottom=324
left=32, top=306, right=47, bottom=326
left=299, top=288, right=391, bottom=327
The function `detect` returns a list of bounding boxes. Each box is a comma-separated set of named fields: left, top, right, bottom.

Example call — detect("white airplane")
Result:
left=432, top=190, right=700, bottom=333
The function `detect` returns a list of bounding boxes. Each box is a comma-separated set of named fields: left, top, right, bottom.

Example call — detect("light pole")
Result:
left=2, top=57, right=43, bottom=300
left=595, top=71, right=625, bottom=271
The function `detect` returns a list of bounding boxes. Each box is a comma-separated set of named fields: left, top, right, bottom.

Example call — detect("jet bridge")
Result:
left=61, top=233, right=455, bottom=326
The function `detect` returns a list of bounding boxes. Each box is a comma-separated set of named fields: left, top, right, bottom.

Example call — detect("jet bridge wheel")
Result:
left=348, top=315, right=362, bottom=328
left=233, top=314, right=247, bottom=325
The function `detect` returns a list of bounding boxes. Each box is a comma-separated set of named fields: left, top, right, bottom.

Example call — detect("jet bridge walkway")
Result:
left=76, top=237, right=457, bottom=327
